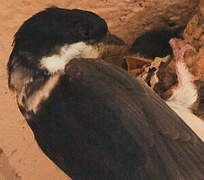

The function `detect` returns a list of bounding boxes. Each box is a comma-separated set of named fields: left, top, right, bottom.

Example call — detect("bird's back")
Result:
left=26, top=59, right=204, bottom=180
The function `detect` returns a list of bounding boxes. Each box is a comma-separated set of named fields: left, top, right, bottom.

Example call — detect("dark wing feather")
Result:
left=28, top=59, right=204, bottom=180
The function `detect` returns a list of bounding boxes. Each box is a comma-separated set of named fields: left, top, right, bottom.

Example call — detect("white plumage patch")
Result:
left=166, top=58, right=204, bottom=141
left=167, top=60, right=198, bottom=109
left=17, top=74, right=61, bottom=116
left=167, top=102, right=204, bottom=141
left=40, top=42, right=100, bottom=74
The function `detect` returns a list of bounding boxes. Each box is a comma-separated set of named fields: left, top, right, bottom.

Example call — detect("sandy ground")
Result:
left=0, top=1, right=200, bottom=180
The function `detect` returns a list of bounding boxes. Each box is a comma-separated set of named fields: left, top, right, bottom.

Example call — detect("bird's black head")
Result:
left=8, top=7, right=125, bottom=77
left=13, top=7, right=108, bottom=56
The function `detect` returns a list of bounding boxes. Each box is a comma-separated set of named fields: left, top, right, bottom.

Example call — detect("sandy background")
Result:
left=0, top=0, right=199, bottom=180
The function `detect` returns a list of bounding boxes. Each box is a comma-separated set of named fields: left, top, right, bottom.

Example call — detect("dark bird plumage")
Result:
left=130, top=29, right=183, bottom=59
left=8, top=7, right=204, bottom=180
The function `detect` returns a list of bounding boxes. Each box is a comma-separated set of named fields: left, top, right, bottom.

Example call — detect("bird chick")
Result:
left=166, top=38, right=204, bottom=140
left=167, top=38, right=197, bottom=109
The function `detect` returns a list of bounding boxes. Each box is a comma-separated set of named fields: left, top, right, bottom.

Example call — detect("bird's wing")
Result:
left=65, top=59, right=204, bottom=179
left=30, top=58, right=204, bottom=180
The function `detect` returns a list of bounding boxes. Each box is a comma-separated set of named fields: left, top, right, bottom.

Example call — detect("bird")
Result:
left=166, top=38, right=204, bottom=141
left=129, top=29, right=183, bottom=59
left=127, top=37, right=204, bottom=141
left=7, top=6, right=204, bottom=180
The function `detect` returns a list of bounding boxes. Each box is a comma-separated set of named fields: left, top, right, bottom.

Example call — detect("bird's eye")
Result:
left=78, top=23, right=90, bottom=39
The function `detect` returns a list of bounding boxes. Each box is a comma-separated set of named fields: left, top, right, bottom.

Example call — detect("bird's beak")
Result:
left=103, top=32, right=126, bottom=46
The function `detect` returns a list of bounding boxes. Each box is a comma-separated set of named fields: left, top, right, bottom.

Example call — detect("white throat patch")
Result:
left=40, top=42, right=100, bottom=74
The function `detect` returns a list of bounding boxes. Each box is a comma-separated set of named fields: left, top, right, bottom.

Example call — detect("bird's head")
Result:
left=8, top=7, right=125, bottom=91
